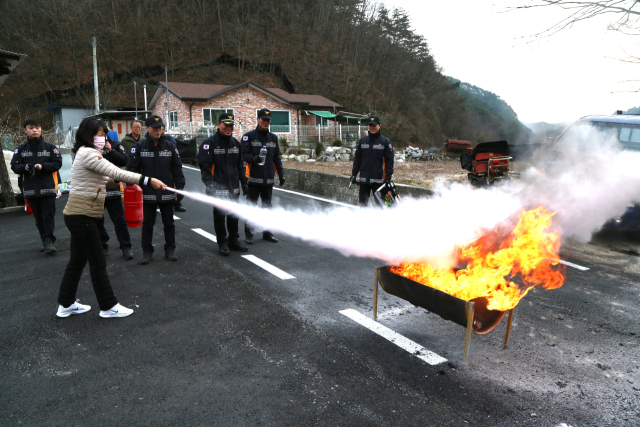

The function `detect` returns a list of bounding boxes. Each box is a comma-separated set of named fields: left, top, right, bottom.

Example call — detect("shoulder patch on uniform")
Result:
left=388, top=144, right=392, bottom=149
left=131, top=147, right=136, bottom=153
left=242, top=136, right=248, bottom=141
left=175, top=148, right=180, bottom=156
left=14, top=149, right=18, bottom=154
left=203, top=144, right=209, bottom=150
left=53, top=148, right=59, bottom=154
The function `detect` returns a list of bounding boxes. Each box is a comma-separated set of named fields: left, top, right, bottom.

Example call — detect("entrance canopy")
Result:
left=308, top=110, right=364, bottom=124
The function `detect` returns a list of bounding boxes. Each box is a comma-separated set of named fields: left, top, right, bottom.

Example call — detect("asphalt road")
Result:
left=1, top=165, right=639, bottom=426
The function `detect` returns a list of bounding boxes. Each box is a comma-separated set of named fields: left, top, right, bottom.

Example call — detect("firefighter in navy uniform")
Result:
left=197, top=112, right=249, bottom=256
left=11, top=118, right=63, bottom=254
left=96, top=130, right=134, bottom=260
left=162, top=131, right=186, bottom=212
left=351, top=115, right=394, bottom=207
left=128, top=115, right=185, bottom=264
left=240, top=108, right=284, bottom=244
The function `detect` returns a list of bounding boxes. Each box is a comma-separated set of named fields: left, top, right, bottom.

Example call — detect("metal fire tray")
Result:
left=373, top=266, right=514, bottom=364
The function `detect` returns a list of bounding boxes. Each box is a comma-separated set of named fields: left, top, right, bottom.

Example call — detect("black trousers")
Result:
left=142, top=202, right=175, bottom=252
left=358, top=183, right=380, bottom=207
left=58, top=215, right=118, bottom=311
left=28, top=196, right=56, bottom=242
left=245, top=185, right=273, bottom=238
left=214, top=195, right=240, bottom=244
left=97, top=197, right=132, bottom=248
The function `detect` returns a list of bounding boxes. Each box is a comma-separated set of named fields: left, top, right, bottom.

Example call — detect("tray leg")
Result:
left=504, top=309, right=514, bottom=348
left=373, top=273, right=379, bottom=321
left=463, top=302, right=474, bottom=365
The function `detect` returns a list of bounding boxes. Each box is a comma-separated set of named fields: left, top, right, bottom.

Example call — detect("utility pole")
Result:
left=134, top=81, right=138, bottom=119
left=92, top=37, right=99, bottom=115
left=143, top=85, right=148, bottom=118
left=165, top=66, right=169, bottom=128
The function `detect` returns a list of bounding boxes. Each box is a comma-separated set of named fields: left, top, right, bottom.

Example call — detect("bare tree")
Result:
left=515, top=1, right=640, bottom=36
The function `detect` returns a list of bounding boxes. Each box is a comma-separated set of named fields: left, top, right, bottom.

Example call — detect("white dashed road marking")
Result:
left=340, top=309, right=447, bottom=366
left=157, top=209, right=180, bottom=220
left=241, top=255, right=296, bottom=280
left=273, top=187, right=357, bottom=208
left=557, top=260, right=589, bottom=271
left=192, top=228, right=216, bottom=242
left=191, top=229, right=295, bottom=280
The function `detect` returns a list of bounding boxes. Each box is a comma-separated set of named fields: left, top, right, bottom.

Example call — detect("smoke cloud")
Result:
left=175, top=125, right=640, bottom=265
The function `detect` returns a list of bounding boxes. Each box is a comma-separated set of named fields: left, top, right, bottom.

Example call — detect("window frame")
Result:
left=256, top=109, right=291, bottom=133
left=203, top=108, right=234, bottom=126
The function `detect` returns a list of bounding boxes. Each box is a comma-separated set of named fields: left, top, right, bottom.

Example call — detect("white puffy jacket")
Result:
left=63, top=146, right=144, bottom=218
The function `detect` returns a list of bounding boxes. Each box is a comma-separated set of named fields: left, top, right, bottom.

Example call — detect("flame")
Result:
left=391, top=206, right=566, bottom=311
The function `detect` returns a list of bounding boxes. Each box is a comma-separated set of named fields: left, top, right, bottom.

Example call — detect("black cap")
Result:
left=257, top=108, right=272, bottom=120
left=145, top=115, right=165, bottom=128
left=23, top=118, right=42, bottom=128
left=218, top=112, right=235, bottom=125
left=366, top=115, right=381, bottom=125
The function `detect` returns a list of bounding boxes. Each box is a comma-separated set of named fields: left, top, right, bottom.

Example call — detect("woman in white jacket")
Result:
left=56, top=118, right=165, bottom=318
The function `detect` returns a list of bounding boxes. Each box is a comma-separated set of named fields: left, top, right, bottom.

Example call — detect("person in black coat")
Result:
left=351, top=115, right=394, bottom=207
left=240, top=108, right=284, bottom=244
left=128, top=115, right=185, bottom=264
left=11, top=118, right=63, bottom=254
left=96, top=127, right=134, bottom=260
left=197, top=112, right=248, bottom=256
left=162, top=131, right=186, bottom=212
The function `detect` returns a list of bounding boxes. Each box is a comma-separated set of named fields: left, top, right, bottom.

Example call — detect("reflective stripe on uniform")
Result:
left=143, top=195, right=156, bottom=201
left=106, top=191, right=124, bottom=197
left=373, top=145, right=385, bottom=149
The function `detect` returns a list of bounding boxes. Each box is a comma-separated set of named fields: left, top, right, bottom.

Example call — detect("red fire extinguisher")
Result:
left=124, top=184, right=143, bottom=228
left=25, top=199, right=33, bottom=215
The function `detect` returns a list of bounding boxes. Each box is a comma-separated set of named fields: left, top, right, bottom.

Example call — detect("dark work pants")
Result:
left=28, top=196, right=56, bottom=242
left=57, top=215, right=118, bottom=311
left=358, top=183, right=380, bottom=207
left=97, top=197, right=132, bottom=249
left=142, top=203, right=175, bottom=252
left=245, top=185, right=273, bottom=238
left=214, top=195, right=240, bottom=244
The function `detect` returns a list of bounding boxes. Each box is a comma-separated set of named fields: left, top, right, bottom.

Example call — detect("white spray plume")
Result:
left=172, top=126, right=640, bottom=264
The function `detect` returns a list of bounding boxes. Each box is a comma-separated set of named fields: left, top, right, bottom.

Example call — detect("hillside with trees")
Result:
left=0, top=0, right=529, bottom=147
left=449, top=79, right=534, bottom=145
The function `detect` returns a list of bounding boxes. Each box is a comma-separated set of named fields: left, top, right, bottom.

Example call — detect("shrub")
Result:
left=331, top=139, right=343, bottom=147
left=315, top=141, right=324, bottom=157
left=278, top=137, right=288, bottom=151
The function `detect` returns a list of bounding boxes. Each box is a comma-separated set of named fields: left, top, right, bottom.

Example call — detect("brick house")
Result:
left=148, top=81, right=363, bottom=144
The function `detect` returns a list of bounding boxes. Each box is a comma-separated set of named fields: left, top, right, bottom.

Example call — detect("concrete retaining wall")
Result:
left=282, top=167, right=433, bottom=204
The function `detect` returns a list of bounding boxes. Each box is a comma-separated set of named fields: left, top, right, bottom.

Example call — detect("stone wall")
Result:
left=282, top=167, right=433, bottom=204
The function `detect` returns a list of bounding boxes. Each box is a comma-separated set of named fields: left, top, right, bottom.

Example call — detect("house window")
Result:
left=203, top=108, right=234, bottom=126
left=315, top=115, right=329, bottom=127
left=258, top=110, right=290, bottom=133
left=169, top=111, right=178, bottom=130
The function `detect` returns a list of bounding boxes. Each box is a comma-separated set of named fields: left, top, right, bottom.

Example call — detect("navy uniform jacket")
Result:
left=240, top=127, right=284, bottom=186
left=197, top=130, right=246, bottom=197
left=128, top=133, right=185, bottom=203
left=103, top=139, right=128, bottom=200
left=351, top=132, right=394, bottom=184
left=10, top=137, right=62, bottom=198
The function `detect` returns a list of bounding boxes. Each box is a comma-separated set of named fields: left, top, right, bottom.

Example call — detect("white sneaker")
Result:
left=99, top=303, right=134, bottom=318
left=56, top=299, right=91, bottom=318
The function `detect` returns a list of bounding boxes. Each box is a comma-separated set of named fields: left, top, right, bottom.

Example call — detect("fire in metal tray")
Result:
left=391, top=206, right=566, bottom=312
